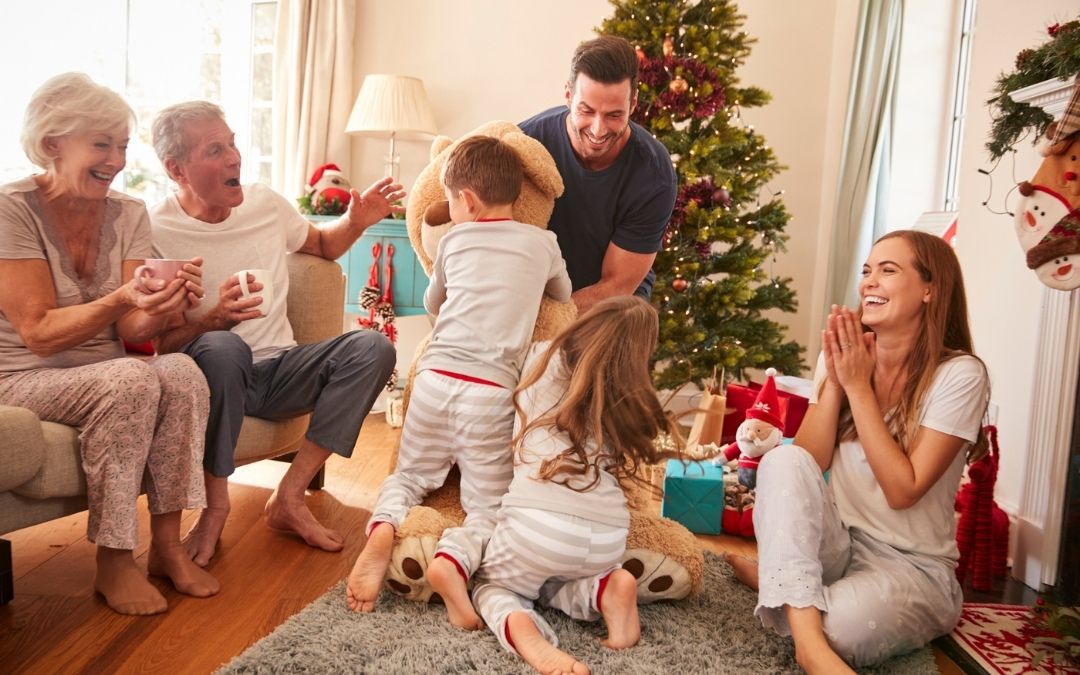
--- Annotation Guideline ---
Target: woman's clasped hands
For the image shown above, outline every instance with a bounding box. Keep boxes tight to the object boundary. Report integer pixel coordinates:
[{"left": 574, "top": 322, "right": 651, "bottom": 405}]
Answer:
[{"left": 822, "top": 304, "right": 875, "bottom": 394}]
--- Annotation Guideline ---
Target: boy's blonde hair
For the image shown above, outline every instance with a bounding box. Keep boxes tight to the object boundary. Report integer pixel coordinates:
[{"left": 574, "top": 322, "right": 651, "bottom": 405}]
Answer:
[
  {"left": 514, "top": 296, "right": 685, "bottom": 493},
  {"left": 441, "top": 136, "right": 523, "bottom": 206}
]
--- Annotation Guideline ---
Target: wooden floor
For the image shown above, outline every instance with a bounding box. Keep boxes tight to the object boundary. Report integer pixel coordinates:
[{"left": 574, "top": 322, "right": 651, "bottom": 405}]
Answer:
[{"left": 1, "top": 415, "right": 981, "bottom": 674}]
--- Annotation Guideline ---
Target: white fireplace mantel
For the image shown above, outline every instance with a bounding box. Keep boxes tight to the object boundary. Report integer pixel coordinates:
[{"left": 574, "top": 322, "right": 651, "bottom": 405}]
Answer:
[{"left": 1007, "top": 76, "right": 1076, "bottom": 590}]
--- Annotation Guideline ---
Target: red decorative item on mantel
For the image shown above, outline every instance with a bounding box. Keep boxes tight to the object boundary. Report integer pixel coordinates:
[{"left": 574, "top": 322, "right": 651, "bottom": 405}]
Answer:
[{"left": 955, "top": 425, "right": 1009, "bottom": 592}]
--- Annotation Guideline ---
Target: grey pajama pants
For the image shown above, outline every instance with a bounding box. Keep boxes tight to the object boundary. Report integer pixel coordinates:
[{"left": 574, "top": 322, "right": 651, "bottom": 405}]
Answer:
[
  {"left": 472, "top": 506, "right": 627, "bottom": 656},
  {"left": 0, "top": 354, "right": 208, "bottom": 549},
  {"left": 181, "top": 330, "right": 396, "bottom": 477},
  {"left": 368, "top": 369, "right": 515, "bottom": 577},
  {"left": 753, "top": 444, "right": 964, "bottom": 667}
]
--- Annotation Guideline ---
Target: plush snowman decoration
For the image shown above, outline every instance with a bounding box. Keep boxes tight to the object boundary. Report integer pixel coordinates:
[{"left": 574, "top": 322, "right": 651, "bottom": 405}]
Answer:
[
  {"left": 1016, "top": 76, "right": 1080, "bottom": 290},
  {"left": 1014, "top": 182, "right": 1072, "bottom": 251},
  {"left": 1027, "top": 212, "right": 1080, "bottom": 290},
  {"left": 304, "top": 163, "right": 352, "bottom": 215}
]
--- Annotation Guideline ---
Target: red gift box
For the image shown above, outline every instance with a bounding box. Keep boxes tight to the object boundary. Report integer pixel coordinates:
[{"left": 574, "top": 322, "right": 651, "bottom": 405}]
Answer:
[{"left": 721, "top": 380, "right": 809, "bottom": 443}]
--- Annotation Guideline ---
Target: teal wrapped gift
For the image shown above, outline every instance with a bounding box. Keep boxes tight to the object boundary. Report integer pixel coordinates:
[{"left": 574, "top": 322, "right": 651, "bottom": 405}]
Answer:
[{"left": 661, "top": 459, "right": 725, "bottom": 535}]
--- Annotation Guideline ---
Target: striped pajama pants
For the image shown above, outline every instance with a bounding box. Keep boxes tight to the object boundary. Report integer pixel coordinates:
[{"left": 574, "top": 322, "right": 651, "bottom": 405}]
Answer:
[
  {"left": 367, "top": 369, "right": 515, "bottom": 577},
  {"left": 472, "top": 505, "right": 627, "bottom": 655}
]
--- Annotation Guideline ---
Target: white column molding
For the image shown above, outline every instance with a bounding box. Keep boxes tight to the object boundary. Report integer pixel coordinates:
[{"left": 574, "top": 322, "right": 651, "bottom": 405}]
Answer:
[
  {"left": 1013, "top": 289, "right": 1080, "bottom": 589},
  {"left": 1007, "top": 77, "right": 1077, "bottom": 591}
]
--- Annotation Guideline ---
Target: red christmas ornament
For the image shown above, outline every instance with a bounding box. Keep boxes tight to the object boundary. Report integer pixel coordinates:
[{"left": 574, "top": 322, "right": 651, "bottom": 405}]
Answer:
[
  {"left": 713, "top": 187, "right": 732, "bottom": 207},
  {"left": 672, "top": 277, "right": 688, "bottom": 292},
  {"left": 668, "top": 76, "right": 688, "bottom": 94}
]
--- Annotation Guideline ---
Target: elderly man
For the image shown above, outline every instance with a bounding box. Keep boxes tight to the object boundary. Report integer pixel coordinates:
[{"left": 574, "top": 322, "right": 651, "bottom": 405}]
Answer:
[
  {"left": 149, "top": 101, "right": 402, "bottom": 566},
  {"left": 520, "top": 35, "right": 677, "bottom": 313}
]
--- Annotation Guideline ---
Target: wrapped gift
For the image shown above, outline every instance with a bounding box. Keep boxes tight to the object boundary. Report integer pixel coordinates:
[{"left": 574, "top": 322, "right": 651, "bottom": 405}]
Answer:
[{"left": 660, "top": 459, "right": 727, "bottom": 535}]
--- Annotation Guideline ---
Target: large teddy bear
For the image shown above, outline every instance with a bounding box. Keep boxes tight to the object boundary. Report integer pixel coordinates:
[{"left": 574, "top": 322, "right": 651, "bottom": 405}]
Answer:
[{"left": 379, "top": 120, "right": 704, "bottom": 606}]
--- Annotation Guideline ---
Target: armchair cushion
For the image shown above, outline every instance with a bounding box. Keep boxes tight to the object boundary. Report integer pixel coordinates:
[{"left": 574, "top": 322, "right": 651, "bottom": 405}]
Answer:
[{"left": 0, "top": 406, "right": 46, "bottom": 493}]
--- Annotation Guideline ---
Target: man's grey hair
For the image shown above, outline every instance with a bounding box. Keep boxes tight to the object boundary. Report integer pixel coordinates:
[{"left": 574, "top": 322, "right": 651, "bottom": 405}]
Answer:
[{"left": 152, "top": 100, "right": 227, "bottom": 164}]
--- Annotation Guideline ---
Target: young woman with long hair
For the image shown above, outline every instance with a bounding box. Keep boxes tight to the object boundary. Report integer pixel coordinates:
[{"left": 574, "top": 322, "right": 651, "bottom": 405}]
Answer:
[{"left": 728, "top": 230, "right": 991, "bottom": 673}]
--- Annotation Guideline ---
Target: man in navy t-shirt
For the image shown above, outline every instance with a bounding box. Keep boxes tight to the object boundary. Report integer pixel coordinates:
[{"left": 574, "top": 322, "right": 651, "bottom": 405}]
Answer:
[{"left": 520, "top": 35, "right": 676, "bottom": 312}]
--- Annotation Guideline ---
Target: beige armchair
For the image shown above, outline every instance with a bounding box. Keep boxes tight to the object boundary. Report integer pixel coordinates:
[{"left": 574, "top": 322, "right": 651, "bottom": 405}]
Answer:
[{"left": 0, "top": 253, "right": 345, "bottom": 603}]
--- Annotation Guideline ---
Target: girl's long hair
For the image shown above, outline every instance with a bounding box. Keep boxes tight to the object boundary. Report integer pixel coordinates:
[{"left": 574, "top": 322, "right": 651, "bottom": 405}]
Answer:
[
  {"left": 836, "top": 230, "right": 990, "bottom": 462},
  {"left": 513, "top": 295, "right": 684, "bottom": 492}
]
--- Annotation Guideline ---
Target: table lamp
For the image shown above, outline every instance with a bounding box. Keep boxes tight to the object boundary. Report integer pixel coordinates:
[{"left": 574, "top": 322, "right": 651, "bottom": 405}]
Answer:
[{"left": 346, "top": 74, "right": 438, "bottom": 180}]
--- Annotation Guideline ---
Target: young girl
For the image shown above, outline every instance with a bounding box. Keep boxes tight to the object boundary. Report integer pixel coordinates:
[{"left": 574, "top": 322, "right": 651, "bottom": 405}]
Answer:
[
  {"left": 470, "top": 295, "right": 684, "bottom": 675},
  {"left": 728, "top": 230, "right": 991, "bottom": 673}
]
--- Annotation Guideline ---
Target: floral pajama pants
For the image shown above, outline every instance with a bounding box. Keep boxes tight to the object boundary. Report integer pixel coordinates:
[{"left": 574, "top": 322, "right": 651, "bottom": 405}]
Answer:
[{"left": 0, "top": 355, "right": 209, "bottom": 549}]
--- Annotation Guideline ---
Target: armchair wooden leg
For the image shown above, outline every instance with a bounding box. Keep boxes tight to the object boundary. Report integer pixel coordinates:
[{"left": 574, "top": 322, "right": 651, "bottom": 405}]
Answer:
[{"left": 1, "top": 538, "right": 13, "bottom": 605}]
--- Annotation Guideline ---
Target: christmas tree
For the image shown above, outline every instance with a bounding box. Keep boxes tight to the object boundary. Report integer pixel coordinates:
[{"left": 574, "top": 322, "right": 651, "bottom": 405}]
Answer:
[{"left": 599, "top": 0, "right": 805, "bottom": 390}]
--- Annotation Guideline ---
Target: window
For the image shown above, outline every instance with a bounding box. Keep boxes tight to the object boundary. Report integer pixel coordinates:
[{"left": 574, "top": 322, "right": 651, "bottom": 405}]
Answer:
[
  {"left": 943, "top": 0, "right": 977, "bottom": 212},
  {"left": 0, "top": 0, "right": 277, "bottom": 204}
]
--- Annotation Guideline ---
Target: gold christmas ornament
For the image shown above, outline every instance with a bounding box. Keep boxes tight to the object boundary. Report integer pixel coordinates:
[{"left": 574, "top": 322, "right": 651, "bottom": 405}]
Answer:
[
  {"left": 663, "top": 34, "right": 674, "bottom": 58},
  {"left": 669, "top": 76, "right": 688, "bottom": 94}
]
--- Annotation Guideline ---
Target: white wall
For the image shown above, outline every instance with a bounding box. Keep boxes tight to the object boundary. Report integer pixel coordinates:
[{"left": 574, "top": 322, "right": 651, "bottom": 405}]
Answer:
[
  {"left": 956, "top": 0, "right": 1078, "bottom": 515},
  {"left": 738, "top": 0, "right": 859, "bottom": 363}
]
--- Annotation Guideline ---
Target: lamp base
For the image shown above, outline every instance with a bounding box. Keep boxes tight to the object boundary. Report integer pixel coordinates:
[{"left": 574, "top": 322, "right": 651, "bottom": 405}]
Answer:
[{"left": 383, "top": 154, "right": 401, "bottom": 181}]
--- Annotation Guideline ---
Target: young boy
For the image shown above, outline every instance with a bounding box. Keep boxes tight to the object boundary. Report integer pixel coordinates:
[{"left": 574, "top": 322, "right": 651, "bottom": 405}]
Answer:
[{"left": 346, "top": 135, "right": 572, "bottom": 629}]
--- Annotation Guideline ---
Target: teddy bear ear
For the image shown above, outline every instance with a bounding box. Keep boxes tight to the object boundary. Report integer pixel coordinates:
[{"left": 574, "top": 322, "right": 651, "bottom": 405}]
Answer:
[
  {"left": 500, "top": 131, "right": 564, "bottom": 201},
  {"left": 430, "top": 135, "right": 454, "bottom": 160}
]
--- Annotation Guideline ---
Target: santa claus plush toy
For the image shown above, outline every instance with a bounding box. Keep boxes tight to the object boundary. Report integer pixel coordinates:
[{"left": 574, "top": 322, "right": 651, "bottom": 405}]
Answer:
[
  {"left": 712, "top": 368, "right": 785, "bottom": 491},
  {"left": 711, "top": 368, "right": 784, "bottom": 538},
  {"left": 305, "top": 163, "right": 352, "bottom": 215}
]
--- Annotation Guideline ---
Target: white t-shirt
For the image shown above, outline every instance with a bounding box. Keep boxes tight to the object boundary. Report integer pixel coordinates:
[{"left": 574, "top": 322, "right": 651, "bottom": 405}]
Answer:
[
  {"left": 149, "top": 184, "right": 310, "bottom": 362},
  {"left": 809, "top": 350, "right": 989, "bottom": 560},
  {"left": 418, "top": 220, "right": 571, "bottom": 389}
]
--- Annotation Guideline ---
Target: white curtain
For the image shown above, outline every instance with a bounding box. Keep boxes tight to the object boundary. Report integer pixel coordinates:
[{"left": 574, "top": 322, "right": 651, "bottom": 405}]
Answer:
[
  {"left": 824, "top": 0, "right": 903, "bottom": 310},
  {"left": 272, "top": 0, "right": 357, "bottom": 200}
]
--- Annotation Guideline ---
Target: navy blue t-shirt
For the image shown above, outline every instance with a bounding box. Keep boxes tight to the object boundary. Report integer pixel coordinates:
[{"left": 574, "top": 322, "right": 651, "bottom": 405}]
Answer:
[{"left": 519, "top": 106, "right": 676, "bottom": 298}]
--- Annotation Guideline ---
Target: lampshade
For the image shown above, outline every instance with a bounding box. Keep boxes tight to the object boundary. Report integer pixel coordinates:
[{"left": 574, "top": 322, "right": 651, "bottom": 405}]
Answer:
[{"left": 346, "top": 74, "right": 438, "bottom": 139}]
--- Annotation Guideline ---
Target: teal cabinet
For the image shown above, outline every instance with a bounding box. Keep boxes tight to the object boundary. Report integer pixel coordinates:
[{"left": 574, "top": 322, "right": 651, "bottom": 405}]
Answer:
[{"left": 335, "top": 218, "right": 430, "bottom": 317}]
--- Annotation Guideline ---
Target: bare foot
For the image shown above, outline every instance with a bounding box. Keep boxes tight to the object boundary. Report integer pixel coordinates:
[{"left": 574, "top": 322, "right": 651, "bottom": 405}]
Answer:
[
  {"left": 346, "top": 523, "right": 394, "bottom": 612},
  {"left": 724, "top": 552, "right": 759, "bottom": 590},
  {"left": 148, "top": 542, "right": 221, "bottom": 597},
  {"left": 507, "top": 611, "right": 590, "bottom": 675},
  {"left": 599, "top": 569, "right": 640, "bottom": 649},
  {"left": 183, "top": 505, "right": 230, "bottom": 567},
  {"left": 428, "top": 556, "right": 482, "bottom": 630},
  {"left": 264, "top": 490, "right": 344, "bottom": 552},
  {"left": 94, "top": 547, "right": 167, "bottom": 615}
]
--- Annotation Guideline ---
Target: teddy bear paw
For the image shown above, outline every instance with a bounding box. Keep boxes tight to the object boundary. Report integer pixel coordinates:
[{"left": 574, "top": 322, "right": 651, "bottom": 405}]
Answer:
[
  {"left": 620, "top": 547, "right": 693, "bottom": 603},
  {"left": 384, "top": 533, "right": 441, "bottom": 604}
]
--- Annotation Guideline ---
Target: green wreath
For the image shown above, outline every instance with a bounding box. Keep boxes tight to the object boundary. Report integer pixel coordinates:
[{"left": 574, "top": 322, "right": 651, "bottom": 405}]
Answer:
[{"left": 987, "top": 19, "right": 1080, "bottom": 160}]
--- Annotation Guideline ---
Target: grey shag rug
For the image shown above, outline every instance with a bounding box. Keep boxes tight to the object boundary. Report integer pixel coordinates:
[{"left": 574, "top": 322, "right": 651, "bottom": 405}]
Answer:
[{"left": 218, "top": 553, "right": 938, "bottom": 674}]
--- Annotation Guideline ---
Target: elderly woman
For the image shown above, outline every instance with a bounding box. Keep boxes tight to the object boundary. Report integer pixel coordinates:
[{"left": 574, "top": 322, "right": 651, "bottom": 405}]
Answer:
[{"left": 0, "top": 73, "right": 218, "bottom": 615}]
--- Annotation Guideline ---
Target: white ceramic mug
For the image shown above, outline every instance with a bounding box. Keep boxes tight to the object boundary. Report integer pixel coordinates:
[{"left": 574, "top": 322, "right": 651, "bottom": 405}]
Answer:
[
  {"left": 236, "top": 268, "right": 275, "bottom": 317},
  {"left": 134, "top": 258, "right": 187, "bottom": 293}
]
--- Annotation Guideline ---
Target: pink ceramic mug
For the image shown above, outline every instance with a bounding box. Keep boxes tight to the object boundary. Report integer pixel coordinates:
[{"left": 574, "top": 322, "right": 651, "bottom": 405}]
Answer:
[{"left": 133, "top": 259, "right": 187, "bottom": 293}]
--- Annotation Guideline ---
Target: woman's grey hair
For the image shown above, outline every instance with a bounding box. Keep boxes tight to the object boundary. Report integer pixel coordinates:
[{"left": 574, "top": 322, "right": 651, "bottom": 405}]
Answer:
[
  {"left": 21, "top": 72, "right": 135, "bottom": 169},
  {"left": 152, "top": 101, "right": 226, "bottom": 165}
]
